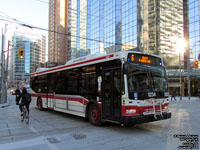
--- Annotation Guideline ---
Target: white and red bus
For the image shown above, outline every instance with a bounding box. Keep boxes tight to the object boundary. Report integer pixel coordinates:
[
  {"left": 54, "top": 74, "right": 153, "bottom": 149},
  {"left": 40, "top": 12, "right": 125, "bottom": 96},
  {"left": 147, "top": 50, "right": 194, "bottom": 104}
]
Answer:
[{"left": 30, "top": 51, "right": 171, "bottom": 126}]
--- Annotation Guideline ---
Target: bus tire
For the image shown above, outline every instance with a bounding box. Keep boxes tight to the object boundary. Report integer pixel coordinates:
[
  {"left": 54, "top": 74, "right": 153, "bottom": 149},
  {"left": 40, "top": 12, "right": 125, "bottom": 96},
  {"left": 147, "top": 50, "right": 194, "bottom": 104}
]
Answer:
[
  {"left": 37, "top": 98, "right": 43, "bottom": 111},
  {"left": 88, "top": 104, "right": 102, "bottom": 126}
]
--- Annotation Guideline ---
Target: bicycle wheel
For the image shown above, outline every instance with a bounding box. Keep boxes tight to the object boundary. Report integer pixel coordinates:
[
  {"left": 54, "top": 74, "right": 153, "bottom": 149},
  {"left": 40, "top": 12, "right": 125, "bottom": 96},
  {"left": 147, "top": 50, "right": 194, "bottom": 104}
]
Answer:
[
  {"left": 24, "top": 108, "right": 29, "bottom": 124},
  {"left": 20, "top": 112, "right": 24, "bottom": 122},
  {"left": 25, "top": 113, "right": 29, "bottom": 124}
]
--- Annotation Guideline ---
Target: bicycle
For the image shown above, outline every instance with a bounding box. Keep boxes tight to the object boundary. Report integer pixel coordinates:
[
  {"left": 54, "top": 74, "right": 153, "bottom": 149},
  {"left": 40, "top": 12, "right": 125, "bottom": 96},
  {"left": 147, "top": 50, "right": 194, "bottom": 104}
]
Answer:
[{"left": 20, "top": 105, "right": 29, "bottom": 124}]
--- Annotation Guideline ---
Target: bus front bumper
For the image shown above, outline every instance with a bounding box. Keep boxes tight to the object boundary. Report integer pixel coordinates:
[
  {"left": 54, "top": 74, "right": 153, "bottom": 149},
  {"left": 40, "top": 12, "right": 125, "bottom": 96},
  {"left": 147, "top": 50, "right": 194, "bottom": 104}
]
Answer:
[{"left": 122, "top": 112, "right": 172, "bottom": 125}]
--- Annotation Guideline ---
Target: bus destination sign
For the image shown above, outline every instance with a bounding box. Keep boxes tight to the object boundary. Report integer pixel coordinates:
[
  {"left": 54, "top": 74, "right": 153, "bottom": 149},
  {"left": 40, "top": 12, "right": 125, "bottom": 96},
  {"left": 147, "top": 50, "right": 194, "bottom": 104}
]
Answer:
[{"left": 127, "top": 53, "right": 162, "bottom": 66}]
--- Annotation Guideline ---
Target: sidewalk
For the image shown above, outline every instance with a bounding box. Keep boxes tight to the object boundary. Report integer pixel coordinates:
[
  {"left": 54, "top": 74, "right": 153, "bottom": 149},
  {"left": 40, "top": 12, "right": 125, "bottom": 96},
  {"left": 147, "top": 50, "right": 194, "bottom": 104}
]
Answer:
[
  {"left": 0, "top": 98, "right": 10, "bottom": 108},
  {"left": 169, "top": 96, "right": 200, "bottom": 101},
  {"left": 1, "top": 95, "right": 199, "bottom": 107}
]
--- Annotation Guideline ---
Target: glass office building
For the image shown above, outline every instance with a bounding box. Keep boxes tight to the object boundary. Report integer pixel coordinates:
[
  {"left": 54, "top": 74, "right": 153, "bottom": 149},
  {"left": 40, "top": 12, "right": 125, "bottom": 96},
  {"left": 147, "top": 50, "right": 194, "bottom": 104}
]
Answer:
[
  {"left": 50, "top": 0, "right": 138, "bottom": 61},
  {"left": 187, "top": 0, "right": 200, "bottom": 96},
  {"left": 189, "top": 0, "right": 200, "bottom": 63},
  {"left": 49, "top": 0, "right": 184, "bottom": 68},
  {"left": 48, "top": 0, "right": 200, "bottom": 96},
  {"left": 64, "top": 0, "right": 184, "bottom": 68}
]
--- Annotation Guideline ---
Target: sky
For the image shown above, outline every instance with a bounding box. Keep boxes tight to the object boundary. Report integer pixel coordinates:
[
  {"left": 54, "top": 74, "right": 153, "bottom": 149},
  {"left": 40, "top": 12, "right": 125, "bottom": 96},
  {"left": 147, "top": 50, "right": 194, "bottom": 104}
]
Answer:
[{"left": 0, "top": 0, "right": 48, "bottom": 34}]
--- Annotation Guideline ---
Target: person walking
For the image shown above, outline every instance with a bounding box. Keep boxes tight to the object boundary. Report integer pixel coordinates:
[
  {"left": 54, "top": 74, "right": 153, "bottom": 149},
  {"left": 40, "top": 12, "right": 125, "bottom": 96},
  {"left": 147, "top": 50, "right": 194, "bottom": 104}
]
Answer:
[
  {"left": 171, "top": 90, "right": 176, "bottom": 101},
  {"left": 15, "top": 87, "right": 21, "bottom": 105}
]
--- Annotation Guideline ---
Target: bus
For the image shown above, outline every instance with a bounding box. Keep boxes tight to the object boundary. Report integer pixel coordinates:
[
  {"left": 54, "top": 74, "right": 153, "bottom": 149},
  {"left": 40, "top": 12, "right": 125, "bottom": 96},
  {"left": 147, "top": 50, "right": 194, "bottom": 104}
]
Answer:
[{"left": 30, "top": 51, "right": 171, "bottom": 126}]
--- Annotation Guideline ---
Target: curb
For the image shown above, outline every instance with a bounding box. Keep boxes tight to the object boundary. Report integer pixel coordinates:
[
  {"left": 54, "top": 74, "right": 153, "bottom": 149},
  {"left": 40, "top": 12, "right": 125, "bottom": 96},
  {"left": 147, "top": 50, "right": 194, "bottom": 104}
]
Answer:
[
  {"left": 0, "top": 103, "right": 9, "bottom": 108},
  {"left": 0, "top": 98, "right": 10, "bottom": 108}
]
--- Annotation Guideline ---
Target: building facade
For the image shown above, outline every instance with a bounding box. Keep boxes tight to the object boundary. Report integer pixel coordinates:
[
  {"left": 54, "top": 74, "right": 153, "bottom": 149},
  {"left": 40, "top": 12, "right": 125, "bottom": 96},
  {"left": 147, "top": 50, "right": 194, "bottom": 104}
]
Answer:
[
  {"left": 48, "top": 0, "right": 200, "bottom": 96},
  {"left": 49, "top": 0, "right": 184, "bottom": 66},
  {"left": 48, "top": 0, "right": 70, "bottom": 64},
  {"left": 9, "top": 32, "right": 46, "bottom": 86},
  {"left": 186, "top": 0, "right": 200, "bottom": 96}
]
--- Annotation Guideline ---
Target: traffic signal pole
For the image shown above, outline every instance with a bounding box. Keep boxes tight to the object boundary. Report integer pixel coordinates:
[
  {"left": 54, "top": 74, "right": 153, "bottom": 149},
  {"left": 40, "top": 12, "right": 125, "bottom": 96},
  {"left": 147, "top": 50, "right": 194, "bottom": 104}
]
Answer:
[
  {"left": 1, "top": 29, "right": 5, "bottom": 104},
  {"left": 187, "top": 48, "right": 191, "bottom": 100}
]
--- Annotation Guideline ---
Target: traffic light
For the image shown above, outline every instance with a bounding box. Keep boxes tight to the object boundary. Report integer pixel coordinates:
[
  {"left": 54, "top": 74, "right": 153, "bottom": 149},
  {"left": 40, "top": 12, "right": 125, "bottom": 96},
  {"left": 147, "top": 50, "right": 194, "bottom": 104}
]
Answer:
[
  {"left": 194, "top": 61, "right": 198, "bottom": 69},
  {"left": 18, "top": 49, "right": 24, "bottom": 59},
  {"left": 182, "top": 77, "right": 186, "bottom": 82}
]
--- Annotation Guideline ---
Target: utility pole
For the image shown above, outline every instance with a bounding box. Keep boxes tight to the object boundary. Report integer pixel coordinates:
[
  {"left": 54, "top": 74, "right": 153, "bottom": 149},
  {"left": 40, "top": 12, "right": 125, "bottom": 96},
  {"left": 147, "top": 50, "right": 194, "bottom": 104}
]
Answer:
[
  {"left": 1, "top": 29, "right": 5, "bottom": 104},
  {"left": 187, "top": 52, "right": 190, "bottom": 100},
  {"left": 0, "top": 24, "right": 8, "bottom": 104}
]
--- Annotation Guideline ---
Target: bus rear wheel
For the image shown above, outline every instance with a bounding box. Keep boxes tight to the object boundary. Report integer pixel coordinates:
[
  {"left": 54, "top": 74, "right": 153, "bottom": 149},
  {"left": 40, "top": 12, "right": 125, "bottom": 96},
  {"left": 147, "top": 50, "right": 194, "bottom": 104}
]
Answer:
[{"left": 88, "top": 104, "right": 102, "bottom": 126}]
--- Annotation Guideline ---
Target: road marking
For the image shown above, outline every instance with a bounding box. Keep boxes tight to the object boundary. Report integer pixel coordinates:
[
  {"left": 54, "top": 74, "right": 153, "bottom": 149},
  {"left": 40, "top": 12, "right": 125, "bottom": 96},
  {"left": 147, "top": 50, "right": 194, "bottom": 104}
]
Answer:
[
  {"left": 29, "top": 127, "right": 38, "bottom": 133},
  {"left": 0, "top": 137, "right": 46, "bottom": 150},
  {"left": 0, "top": 134, "right": 60, "bottom": 150}
]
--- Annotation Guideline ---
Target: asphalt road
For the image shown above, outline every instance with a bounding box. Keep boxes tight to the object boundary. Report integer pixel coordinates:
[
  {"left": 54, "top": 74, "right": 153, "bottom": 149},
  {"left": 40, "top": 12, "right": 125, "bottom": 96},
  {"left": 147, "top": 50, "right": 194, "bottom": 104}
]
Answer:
[{"left": 0, "top": 93, "right": 199, "bottom": 150}]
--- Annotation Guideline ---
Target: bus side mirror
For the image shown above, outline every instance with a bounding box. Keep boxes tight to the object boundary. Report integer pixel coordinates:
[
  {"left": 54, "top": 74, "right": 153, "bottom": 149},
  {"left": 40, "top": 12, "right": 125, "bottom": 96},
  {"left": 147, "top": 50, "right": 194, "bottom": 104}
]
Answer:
[{"left": 123, "top": 63, "right": 128, "bottom": 74}]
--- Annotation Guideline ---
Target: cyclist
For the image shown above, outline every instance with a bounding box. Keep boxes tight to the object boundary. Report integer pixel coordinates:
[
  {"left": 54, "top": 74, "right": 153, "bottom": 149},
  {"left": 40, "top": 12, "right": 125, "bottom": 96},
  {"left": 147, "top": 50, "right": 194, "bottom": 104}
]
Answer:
[{"left": 18, "top": 87, "right": 32, "bottom": 115}]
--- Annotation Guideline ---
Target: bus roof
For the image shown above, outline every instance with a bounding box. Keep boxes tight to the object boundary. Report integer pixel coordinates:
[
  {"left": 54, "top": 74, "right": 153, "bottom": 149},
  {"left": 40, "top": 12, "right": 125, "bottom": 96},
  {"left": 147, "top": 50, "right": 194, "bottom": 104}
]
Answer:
[{"left": 31, "top": 51, "right": 162, "bottom": 77}]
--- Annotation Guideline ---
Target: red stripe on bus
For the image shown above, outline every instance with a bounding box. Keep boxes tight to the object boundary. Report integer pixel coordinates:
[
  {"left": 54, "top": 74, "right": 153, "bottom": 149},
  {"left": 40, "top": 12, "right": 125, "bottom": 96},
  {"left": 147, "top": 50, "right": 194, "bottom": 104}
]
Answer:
[
  {"left": 31, "top": 93, "right": 46, "bottom": 98},
  {"left": 54, "top": 96, "right": 66, "bottom": 100},
  {"left": 31, "top": 93, "right": 88, "bottom": 105},
  {"left": 31, "top": 54, "right": 114, "bottom": 76}
]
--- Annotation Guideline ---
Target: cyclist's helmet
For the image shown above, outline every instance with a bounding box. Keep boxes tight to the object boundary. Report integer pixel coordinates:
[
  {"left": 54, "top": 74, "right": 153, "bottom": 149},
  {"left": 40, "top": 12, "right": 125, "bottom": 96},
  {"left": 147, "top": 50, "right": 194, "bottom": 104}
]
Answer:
[{"left": 22, "top": 87, "right": 27, "bottom": 93}]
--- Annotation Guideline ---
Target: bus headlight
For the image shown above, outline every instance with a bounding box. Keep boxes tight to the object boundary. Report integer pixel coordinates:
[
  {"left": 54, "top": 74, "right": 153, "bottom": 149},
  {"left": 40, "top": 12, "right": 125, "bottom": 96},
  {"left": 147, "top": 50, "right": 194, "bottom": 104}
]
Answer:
[
  {"left": 164, "top": 106, "right": 168, "bottom": 111},
  {"left": 126, "top": 109, "right": 137, "bottom": 114}
]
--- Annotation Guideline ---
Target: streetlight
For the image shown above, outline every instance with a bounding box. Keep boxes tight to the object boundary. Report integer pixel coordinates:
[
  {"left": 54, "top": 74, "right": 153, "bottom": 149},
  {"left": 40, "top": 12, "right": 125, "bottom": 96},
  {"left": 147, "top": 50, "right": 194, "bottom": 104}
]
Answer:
[{"left": 173, "top": 37, "right": 186, "bottom": 100}]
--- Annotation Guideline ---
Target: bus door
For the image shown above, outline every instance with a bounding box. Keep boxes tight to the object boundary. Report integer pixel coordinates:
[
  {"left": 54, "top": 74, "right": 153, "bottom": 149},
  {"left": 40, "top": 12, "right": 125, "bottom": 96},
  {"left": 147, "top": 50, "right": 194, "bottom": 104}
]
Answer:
[
  {"left": 47, "top": 75, "right": 55, "bottom": 109},
  {"left": 102, "top": 68, "right": 121, "bottom": 121},
  {"left": 47, "top": 91, "right": 54, "bottom": 109}
]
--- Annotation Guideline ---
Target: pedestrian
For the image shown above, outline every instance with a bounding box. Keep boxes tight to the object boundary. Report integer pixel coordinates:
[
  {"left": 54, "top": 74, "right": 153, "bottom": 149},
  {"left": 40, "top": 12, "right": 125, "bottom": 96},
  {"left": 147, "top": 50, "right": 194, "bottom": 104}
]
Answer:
[
  {"left": 198, "top": 91, "right": 200, "bottom": 100},
  {"left": 15, "top": 87, "right": 21, "bottom": 105},
  {"left": 18, "top": 87, "right": 32, "bottom": 115},
  {"left": 171, "top": 90, "right": 176, "bottom": 101}
]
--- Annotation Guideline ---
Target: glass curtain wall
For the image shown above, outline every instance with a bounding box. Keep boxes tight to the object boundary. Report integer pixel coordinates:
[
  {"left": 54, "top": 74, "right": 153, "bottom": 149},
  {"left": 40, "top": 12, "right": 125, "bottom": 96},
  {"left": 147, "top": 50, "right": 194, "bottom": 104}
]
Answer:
[
  {"left": 70, "top": 0, "right": 77, "bottom": 59},
  {"left": 25, "top": 43, "right": 31, "bottom": 74},
  {"left": 79, "top": 0, "right": 87, "bottom": 57},
  {"left": 89, "top": 0, "right": 137, "bottom": 54},
  {"left": 121, "top": 0, "right": 137, "bottom": 51},
  {"left": 70, "top": 0, "right": 138, "bottom": 56},
  {"left": 104, "top": 0, "right": 121, "bottom": 53},
  {"left": 69, "top": 0, "right": 184, "bottom": 60},
  {"left": 189, "top": 0, "right": 200, "bottom": 63},
  {"left": 188, "top": 0, "right": 200, "bottom": 96},
  {"left": 70, "top": 0, "right": 87, "bottom": 58},
  {"left": 90, "top": 0, "right": 101, "bottom": 54}
]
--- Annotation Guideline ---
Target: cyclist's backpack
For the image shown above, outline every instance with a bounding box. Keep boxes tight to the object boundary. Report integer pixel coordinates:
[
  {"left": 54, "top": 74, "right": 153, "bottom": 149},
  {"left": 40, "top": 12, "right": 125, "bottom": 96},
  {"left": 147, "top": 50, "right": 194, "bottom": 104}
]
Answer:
[{"left": 25, "top": 93, "right": 31, "bottom": 103}]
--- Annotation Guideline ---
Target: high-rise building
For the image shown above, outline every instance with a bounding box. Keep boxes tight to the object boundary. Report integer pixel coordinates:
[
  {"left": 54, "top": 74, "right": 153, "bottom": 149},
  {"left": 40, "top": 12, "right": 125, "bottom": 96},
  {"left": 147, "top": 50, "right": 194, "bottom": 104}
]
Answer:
[
  {"left": 49, "top": 0, "right": 184, "bottom": 68},
  {"left": 138, "top": 0, "right": 184, "bottom": 67},
  {"left": 188, "top": 0, "right": 200, "bottom": 64},
  {"left": 48, "top": 0, "right": 70, "bottom": 64},
  {"left": 48, "top": 0, "right": 138, "bottom": 62},
  {"left": 9, "top": 32, "right": 46, "bottom": 85},
  {"left": 187, "top": 0, "right": 200, "bottom": 96}
]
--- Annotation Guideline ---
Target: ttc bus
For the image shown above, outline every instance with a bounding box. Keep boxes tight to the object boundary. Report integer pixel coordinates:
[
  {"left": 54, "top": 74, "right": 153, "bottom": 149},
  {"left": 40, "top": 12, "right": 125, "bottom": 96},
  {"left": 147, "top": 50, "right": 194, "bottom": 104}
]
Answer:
[{"left": 30, "top": 51, "right": 171, "bottom": 126}]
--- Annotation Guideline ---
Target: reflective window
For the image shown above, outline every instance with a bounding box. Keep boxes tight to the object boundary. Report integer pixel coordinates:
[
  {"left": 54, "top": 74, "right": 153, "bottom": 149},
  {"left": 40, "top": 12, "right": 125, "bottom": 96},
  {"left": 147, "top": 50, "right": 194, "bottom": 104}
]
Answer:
[{"left": 189, "top": 0, "right": 200, "bottom": 61}]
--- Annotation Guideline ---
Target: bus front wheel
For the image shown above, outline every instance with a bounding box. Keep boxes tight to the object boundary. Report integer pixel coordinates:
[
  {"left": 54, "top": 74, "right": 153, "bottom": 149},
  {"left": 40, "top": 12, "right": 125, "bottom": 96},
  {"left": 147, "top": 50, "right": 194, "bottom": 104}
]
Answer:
[
  {"left": 88, "top": 104, "right": 102, "bottom": 126},
  {"left": 37, "top": 98, "right": 43, "bottom": 111}
]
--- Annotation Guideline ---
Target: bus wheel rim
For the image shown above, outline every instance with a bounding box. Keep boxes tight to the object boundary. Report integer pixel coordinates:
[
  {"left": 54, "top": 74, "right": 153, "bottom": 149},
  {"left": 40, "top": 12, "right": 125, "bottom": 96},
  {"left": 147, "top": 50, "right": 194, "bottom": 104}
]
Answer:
[{"left": 91, "top": 109, "right": 98, "bottom": 121}]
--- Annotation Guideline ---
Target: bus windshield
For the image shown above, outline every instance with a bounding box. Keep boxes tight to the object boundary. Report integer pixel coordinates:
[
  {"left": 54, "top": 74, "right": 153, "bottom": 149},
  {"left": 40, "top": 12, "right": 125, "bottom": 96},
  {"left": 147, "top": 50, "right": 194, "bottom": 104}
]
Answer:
[
  {"left": 148, "top": 66, "right": 168, "bottom": 92},
  {"left": 127, "top": 62, "right": 168, "bottom": 99}
]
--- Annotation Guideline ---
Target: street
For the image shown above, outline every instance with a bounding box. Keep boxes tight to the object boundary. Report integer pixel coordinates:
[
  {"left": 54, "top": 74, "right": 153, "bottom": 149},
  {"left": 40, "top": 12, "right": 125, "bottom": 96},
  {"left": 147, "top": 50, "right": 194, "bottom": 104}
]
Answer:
[{"left": 0, "top": 93, "right": 199, "bottom": 150}]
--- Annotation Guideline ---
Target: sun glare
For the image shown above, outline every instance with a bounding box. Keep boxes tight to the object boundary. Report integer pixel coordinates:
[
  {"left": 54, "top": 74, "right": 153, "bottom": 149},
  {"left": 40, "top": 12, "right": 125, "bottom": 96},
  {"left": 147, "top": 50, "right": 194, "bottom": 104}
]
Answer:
[{"left": 171, "top": 36, "right": 186, "bottom": 54}]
